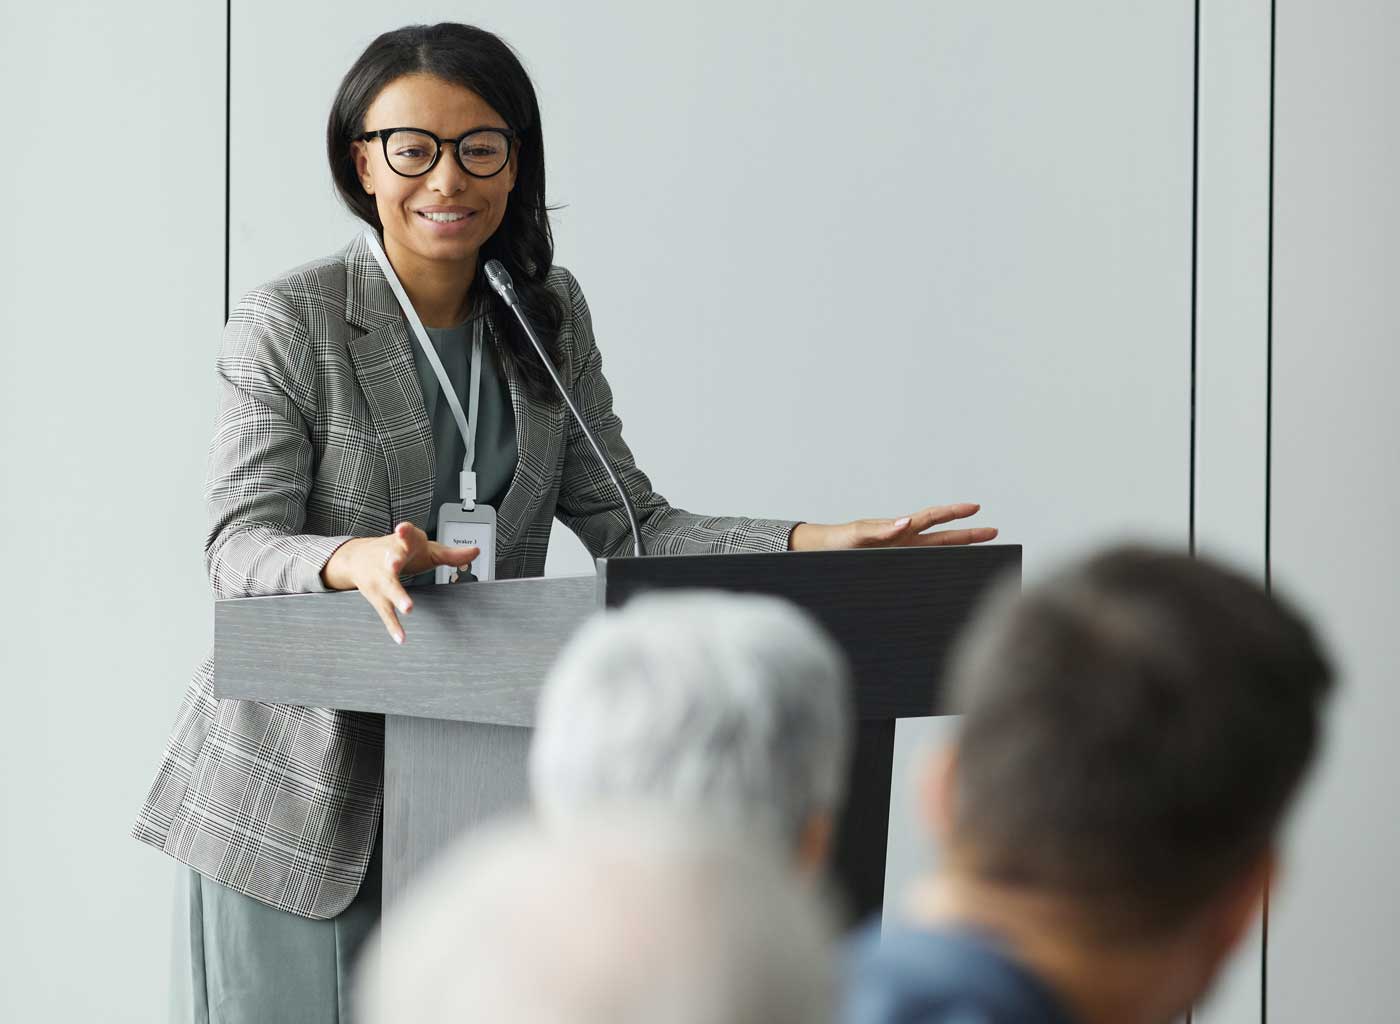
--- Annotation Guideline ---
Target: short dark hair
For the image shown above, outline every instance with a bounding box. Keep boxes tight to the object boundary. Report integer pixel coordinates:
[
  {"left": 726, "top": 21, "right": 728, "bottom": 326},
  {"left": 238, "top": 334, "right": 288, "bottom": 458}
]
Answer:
[
  {"left": 327, "top": 23, "right": 563, "bottom": 400},
  {"left": 945, "top": 546, "right": 1334, "bottom": 937}
]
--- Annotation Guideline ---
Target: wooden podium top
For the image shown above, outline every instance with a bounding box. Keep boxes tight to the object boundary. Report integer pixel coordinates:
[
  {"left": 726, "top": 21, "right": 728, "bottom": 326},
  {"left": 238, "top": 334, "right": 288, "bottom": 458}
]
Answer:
[{"left": 215, "top": 544, "right": 1021, "bottom": 726}]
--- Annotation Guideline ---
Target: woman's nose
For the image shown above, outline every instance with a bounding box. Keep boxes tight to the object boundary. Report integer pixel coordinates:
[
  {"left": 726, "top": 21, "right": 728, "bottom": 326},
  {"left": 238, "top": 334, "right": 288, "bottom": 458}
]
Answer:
[{"left": 427, "top": 146, "right": 469, "bottom": 195}]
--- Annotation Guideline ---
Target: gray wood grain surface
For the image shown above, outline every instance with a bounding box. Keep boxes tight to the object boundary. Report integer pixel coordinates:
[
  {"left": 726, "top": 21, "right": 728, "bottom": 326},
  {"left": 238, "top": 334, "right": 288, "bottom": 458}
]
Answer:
[
  {"left": 215, "top": 543, "right": 1019, "bottom": 722},
  {"left": 383, "top": 715, "right": 532, "bottom": 906},
  {"left": 215, "top": 546, "right": 1021, "bottom": 723},
  {"left": 215, "top": 574, "right": 596, "bottom": 726}
]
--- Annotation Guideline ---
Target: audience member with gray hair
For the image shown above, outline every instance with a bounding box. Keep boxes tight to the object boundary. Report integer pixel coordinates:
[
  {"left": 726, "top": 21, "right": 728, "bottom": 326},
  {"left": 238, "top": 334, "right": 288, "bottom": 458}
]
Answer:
[
  {"left": 356, "top": 814, "right": 838, "bottom": 1024},
  {"left": 529, "top": 590, "right": 854, "bottom": 870},
  {"left": 844, "top": 545, "right": 1335, "bottom": 1024}
]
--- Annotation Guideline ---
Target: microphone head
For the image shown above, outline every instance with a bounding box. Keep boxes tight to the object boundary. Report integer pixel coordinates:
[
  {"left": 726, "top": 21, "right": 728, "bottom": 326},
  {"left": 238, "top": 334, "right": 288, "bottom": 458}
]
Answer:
[{"left": 483, "top": 259, "right": 518, "bottom": 304}]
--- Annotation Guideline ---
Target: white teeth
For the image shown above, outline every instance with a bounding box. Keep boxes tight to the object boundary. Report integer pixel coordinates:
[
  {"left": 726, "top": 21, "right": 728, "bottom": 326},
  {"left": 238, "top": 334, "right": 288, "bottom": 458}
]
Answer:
[{"left": 420, "top": 211, "right": 467, "bottom": 223}]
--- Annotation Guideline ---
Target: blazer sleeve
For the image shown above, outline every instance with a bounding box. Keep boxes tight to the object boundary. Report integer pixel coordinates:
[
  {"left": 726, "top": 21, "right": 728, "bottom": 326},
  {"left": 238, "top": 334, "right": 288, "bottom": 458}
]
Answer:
[
  {"left": 202, "top": 287, "right": 354, "bottom": 599},
  {"left": 551, "top": 270, "right": 799, "bottom": 559}
]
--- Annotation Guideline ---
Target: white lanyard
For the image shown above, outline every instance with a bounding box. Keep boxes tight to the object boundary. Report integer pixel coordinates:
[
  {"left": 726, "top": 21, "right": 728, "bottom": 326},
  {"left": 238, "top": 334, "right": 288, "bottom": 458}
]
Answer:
[{"left": 364, "top": 229, "right": 483, "bottom": 509}]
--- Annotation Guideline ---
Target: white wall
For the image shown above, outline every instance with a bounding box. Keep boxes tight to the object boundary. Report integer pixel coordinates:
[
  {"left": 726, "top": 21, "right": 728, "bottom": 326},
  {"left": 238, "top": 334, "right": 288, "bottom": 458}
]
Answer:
[
  {"left": 0, "top": 3, "right": 223, "bottom": 1022},
  {"left": 1270, "top": 3, "right": 1400, "bottom": 1020}
]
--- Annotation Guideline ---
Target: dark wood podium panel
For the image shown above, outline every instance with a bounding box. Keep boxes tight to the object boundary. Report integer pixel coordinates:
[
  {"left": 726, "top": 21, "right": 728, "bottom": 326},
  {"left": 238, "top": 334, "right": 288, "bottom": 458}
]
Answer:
[
  {"left": 600, "top": 544, "right": 1021, "bottom": 921},
  {"left": 600, "top": 544, "right": 1023, "bottom": 720},
  {"left": 835, "top": 719, "right": 898, "bottom": 922}
]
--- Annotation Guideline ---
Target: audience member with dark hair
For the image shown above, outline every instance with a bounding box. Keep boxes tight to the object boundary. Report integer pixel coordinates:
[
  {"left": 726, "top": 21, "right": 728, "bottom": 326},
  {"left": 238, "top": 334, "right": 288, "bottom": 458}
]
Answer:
[{"left": 844, "top": 546, "right": 1335, "bottom": 1024}]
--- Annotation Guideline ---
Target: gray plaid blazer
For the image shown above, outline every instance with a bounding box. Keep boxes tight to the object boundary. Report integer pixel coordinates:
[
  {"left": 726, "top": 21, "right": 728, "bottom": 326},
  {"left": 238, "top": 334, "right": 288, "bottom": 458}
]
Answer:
[{"left": 133, "top": 234, "right": 797, "bottom": 919}]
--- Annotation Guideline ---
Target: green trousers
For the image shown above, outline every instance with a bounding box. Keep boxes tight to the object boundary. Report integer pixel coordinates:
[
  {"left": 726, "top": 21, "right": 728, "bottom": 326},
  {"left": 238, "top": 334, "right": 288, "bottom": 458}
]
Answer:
[{"left": 170, "top": 837, "right": 382, "bottom": 1024}]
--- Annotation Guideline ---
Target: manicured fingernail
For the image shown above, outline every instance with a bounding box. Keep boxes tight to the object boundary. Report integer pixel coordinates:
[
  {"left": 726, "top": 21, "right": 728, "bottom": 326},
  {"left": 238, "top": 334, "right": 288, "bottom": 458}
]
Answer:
[
  {"left": 894, "top": 517, "right": 911, "bottom": 529},
  {"left": 393, "top": 632, "right": 404, "bottom": 645},
  {"left": 397, "top": 599, "right": 410, "bottom": 613}
]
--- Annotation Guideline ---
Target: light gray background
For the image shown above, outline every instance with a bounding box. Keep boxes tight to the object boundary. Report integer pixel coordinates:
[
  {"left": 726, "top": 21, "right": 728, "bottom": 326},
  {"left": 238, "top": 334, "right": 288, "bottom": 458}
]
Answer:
[
  {"left": 1268, "top": 2, "right": 1400, "bottom": 1018},
  {"left": 1, "top": 2, "right": 1394, "bottom": 1022},
  {"left": 0, "top": 1, "right": 223, "bottom": 1019}
]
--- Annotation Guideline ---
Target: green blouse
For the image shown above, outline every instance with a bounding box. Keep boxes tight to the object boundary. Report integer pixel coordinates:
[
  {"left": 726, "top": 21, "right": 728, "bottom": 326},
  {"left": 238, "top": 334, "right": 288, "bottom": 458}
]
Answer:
[{"left": 412, "top": 315, "right": 520, "bottom": 541}]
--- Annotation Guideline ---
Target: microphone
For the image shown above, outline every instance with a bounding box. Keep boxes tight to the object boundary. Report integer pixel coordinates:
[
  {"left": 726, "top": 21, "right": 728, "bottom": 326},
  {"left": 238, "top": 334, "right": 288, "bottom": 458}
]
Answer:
[
  {"left": 484, "top": 259, "right": 646, "bottom": 558},
  {"left": 483, "top": 260, "right": 519, "bottom": 306}
]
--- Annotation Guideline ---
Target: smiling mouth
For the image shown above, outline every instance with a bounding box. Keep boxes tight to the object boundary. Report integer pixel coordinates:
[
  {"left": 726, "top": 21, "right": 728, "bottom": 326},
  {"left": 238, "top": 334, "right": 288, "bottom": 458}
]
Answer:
[{"left": 417, "top": 210, "right": 473, "bottom": 223}]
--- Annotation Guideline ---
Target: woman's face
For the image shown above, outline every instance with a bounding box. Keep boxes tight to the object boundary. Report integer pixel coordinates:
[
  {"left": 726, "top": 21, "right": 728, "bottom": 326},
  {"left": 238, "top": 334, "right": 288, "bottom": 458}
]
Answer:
[{"left": 353, "top": 74, "right": 517, "bottom": 267}]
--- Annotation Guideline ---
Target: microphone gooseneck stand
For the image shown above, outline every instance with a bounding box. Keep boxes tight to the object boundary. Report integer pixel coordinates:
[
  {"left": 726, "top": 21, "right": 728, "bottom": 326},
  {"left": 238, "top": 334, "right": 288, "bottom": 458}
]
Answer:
[{"left": 484, "top": 260, "right": 647, "bottom": 559}]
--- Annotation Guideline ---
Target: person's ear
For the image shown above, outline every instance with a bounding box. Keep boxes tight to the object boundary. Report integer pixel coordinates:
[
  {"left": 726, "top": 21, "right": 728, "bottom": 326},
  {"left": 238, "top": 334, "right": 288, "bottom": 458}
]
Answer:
[
  {"left": 917, "top": 744, "right": 959, "bottom": 843},
  {"left": 1216, "top": 850, "right": 1275, "bottom": 954},
  {"left": 1178, "top": 848, "right": 1275, "bottom": 1010},
  {"left": 353, "top": 140, "right": 376, "bottom": 196},
  {"left": 795, "top": 812, "right": 833, "bottom": 874}
]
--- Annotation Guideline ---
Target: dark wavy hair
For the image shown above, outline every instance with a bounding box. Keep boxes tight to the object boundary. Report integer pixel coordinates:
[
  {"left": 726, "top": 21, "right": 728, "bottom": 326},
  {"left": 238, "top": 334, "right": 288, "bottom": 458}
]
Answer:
[{"left": 328, "top": 23, "right": 563, "bottom": 399}]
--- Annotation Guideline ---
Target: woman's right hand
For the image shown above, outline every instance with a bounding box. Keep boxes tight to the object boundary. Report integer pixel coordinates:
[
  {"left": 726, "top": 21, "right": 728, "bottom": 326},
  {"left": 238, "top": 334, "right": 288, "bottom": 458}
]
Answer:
[{"left": 321, "top": 522, "right": 480, "bottom": 644}]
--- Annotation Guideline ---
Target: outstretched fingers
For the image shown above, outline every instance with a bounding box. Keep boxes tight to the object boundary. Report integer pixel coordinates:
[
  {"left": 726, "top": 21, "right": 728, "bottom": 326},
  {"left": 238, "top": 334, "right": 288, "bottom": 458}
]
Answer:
[
  {"left": 428, "top": 542, "right": 481, "bottom": 569},
  {"left": 907, "top": 502, "right": 982, "bottom": 533},
  {"left": 384, "top": 522, "right": 417, "bottom": 577},
  {"left": 368, "top": 593, "right": 406, "bottom": 645},
  {"left": 371, "top": 522, "right": 424, "bottom": 643},
  {"left": 912, "top": 526, "right": 1000, "bottom": 546}
]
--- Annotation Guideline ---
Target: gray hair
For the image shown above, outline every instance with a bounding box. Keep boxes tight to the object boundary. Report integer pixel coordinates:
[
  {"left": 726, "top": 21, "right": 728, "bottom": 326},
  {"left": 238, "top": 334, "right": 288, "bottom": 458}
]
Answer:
[
  {"left": 356, "top": 814, "right": 837, "bottom": 1024},
  {"left": 529, "top": 591, "right": 854, "bottom": 849}
]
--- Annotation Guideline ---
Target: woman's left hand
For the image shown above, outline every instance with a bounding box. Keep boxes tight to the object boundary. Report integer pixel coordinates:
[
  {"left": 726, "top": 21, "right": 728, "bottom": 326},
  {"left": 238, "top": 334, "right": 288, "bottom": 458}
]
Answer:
[{"left": 788, "top": 502, "right": 998, "bottom": 551}]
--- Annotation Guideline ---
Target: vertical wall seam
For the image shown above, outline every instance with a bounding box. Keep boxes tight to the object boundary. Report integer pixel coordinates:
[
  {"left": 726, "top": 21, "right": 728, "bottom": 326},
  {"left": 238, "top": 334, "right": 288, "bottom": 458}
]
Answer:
[
  {"left": 1262, "top": 0, "right": 1277, "bottom": 1019},
  {"left": 1185, "top": 4, "right": 1202, "bottom": 1019},
  {"left": 1189, "top": 0, "right": 1201, "bottom": 562},
  {"left": 1265, "top": 4, "right": 1276, "bottom": 590},
  {"left": 224, "top": 0, "right": 231, "bottom": 325}
]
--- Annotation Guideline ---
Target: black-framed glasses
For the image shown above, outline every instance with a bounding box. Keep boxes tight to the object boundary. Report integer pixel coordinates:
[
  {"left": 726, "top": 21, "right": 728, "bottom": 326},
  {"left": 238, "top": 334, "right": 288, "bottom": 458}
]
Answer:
[{"left": 358, "top": 126, "right": 516, "bottom": 179}]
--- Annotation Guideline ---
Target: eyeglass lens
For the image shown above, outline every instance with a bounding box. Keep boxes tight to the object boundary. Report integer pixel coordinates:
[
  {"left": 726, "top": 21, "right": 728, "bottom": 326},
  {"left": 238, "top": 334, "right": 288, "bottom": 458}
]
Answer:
[{"left": 383, "top": 129, "right": 511, "bottom": 177}]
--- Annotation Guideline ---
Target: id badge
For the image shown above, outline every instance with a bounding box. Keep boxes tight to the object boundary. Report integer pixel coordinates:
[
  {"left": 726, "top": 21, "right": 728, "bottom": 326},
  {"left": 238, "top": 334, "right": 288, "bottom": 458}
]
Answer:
[{"left": 434, "top": 502, "right": 497, "bottom": 584}]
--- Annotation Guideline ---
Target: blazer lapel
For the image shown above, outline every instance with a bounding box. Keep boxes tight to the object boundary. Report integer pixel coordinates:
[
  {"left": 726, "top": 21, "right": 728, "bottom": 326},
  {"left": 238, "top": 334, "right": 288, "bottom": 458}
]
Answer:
[
  {"left": 343, "top": 235, "right": 436, "bottom": 535},
  {"left": 339, "top": 232, "right": 566, "bottom": 569},
  {"left": 492, "top": 322, "right": 564, "bottom": 567}
]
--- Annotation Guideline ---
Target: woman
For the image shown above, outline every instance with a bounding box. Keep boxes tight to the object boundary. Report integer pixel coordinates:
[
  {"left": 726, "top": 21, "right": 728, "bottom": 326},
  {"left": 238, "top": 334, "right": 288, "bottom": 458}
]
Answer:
[{"left": 134, "top": 22, "right": 996, "bottom": 1022}]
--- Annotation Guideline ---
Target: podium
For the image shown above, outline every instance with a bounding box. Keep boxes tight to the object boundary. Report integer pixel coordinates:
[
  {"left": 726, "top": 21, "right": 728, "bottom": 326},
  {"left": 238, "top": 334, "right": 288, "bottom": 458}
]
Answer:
[{"left": 214, "top": 544, "right": 1021, "bottom": 921}]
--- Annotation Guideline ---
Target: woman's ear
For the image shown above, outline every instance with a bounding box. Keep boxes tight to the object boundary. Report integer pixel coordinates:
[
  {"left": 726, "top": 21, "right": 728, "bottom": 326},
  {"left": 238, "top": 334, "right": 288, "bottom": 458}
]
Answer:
[{"left": 352, "top": 140, "right": 376, "bottom": 195}]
